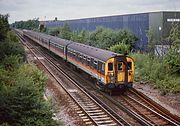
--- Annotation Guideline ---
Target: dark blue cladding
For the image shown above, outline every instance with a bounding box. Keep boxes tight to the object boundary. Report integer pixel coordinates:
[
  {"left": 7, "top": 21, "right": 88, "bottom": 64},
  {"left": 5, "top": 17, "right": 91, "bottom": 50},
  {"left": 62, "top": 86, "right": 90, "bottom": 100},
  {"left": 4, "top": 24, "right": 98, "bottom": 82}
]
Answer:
[{"left": 45, "top": 13, "right": 149, "bottom": 51}]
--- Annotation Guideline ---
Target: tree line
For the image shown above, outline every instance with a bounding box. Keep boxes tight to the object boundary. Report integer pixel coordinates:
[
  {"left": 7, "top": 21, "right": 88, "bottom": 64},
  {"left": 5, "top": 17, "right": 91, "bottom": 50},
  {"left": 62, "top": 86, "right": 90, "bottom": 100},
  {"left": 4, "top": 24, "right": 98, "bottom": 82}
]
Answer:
[
  {"left": 46, "top": 23, "right": 138, "bottom": 54},
  {"left": 11, "top": 20, "right": 138, "bottom": 54},
  {"left": 11, "top": 18, "right": 39, "bottom": 30}
]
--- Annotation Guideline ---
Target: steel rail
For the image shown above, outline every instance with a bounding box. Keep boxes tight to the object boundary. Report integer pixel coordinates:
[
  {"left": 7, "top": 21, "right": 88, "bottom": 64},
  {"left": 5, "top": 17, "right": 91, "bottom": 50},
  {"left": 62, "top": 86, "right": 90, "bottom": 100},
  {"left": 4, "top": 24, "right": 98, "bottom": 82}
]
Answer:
[{"left": 127, "top": 88, "right": 180, "bottom": 126}]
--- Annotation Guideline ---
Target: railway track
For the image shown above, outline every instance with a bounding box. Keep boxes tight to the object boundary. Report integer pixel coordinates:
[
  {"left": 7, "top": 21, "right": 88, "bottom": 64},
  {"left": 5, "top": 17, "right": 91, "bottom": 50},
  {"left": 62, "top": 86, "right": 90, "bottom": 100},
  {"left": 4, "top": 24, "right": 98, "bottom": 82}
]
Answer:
[
  {"left": 17, "top": 33, "right": 130, "bottom": 126},
  {"left": 16, "top": 31, "right": 180, "bottom": 126},
  {"left": 120, "top": 88, "right": 180, "bottom": 126}
]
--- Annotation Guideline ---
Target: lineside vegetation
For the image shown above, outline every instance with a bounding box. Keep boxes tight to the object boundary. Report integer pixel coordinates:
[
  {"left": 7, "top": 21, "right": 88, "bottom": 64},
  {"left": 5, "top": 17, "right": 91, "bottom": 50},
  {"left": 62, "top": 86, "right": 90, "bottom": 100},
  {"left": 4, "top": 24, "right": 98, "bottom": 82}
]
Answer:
[
  {"left": 0, "top": 14, "right": 58, "bottom": 126},
  {"left": 132, "top": 24, "right": 180, "bottom": 94}
]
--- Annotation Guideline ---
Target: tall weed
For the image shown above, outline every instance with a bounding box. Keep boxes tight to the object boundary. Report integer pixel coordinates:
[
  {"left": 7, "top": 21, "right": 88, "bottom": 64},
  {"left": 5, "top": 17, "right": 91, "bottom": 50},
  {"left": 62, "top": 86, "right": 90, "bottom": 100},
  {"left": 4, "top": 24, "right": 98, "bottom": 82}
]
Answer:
[{"left": 132, "top": 53, "right": 180, "bottom": 93}]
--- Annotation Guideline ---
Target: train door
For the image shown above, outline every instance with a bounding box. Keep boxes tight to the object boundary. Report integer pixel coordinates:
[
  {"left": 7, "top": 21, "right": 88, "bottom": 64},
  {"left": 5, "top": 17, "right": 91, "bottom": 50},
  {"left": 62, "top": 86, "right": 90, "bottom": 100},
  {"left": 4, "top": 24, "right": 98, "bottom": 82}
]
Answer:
[
  {"left": 127, "top": 59, "right": 134, "bottom": 83},
  {"left": 116, "top": 61, "right": 125, "bottom": 82}
]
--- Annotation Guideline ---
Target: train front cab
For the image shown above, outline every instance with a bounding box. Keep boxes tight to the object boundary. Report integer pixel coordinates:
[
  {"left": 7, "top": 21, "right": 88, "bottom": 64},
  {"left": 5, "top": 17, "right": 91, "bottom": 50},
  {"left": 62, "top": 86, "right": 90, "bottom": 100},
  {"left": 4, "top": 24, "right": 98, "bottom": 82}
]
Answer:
[{"left": 105, "top": 55, "right": 134, "bottom": 89}]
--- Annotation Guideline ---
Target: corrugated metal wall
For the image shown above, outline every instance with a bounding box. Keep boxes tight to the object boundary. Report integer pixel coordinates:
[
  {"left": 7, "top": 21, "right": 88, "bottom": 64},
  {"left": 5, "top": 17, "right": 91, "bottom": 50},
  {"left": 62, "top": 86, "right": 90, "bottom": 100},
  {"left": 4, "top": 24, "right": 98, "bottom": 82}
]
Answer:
[
  {"left": 45, "top": 13, "right": 150, "bottom": 50},
  {"left": 163, "top": 12, "right": 180, "bottom": 38}
]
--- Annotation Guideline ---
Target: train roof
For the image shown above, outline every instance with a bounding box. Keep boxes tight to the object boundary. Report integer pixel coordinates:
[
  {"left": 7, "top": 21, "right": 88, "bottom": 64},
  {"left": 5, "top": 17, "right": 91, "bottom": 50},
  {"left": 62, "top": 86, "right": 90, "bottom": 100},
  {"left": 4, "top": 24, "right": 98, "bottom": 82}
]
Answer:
[
  {"left": 25, "top": 30, "right": 72, "bottom": 46},
  {"left": 50, "top": 36, "right": 72, "bottom": 46},
  {"left": 24, "top": 30, "right": 122, "bottom": 62},
  {"left": 68, "top": 42, "right": 119, "bottom": 62}
]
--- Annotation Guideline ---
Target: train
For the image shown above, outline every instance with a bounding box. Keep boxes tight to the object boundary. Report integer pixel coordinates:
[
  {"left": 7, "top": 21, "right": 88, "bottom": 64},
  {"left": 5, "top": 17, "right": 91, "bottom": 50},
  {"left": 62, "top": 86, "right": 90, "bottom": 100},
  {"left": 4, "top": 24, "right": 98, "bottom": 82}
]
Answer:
[{"left": 22, "top": 30, "right": 135, "bottom": 92}]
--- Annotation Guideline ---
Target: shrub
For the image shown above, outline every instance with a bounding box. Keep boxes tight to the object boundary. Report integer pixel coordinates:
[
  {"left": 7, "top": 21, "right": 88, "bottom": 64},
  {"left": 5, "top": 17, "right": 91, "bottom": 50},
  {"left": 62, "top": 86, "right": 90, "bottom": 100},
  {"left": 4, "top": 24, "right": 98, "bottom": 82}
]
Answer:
[
  {"left": 109, "top": 43, "right": 130, "bottom": 54},
  {"left": 132, "top": 53, "right": 180, "bottom": 93},
  {"left": 0, "top": 14, "right": 10, "bottom": 41},
  {"left": 45, "top": 26, "right": 138, "bottom": 51},
  {"left": 48, "top": 28, "right": 61, "bottom": 36},
  {"left": 164, "top": 47, "right": 180, "bottom": 74},
  {"left": 1, "top": 55, "right": 23, "bottom": 71},
  {"left": 0, "top": 64, "right": 57, "bottom": 126},
  {"left": 0, "top": 32, "right": 25, "bottom": 61}
]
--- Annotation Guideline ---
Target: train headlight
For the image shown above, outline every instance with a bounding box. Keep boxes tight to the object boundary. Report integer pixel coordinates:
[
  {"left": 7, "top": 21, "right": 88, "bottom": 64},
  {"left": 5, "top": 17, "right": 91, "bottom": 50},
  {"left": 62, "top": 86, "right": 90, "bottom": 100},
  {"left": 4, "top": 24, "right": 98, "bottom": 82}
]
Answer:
[
  {"left": 110, "top": 76, "right": 114, "bottom": 83},
  {"left": 110, "top": 76, "right": 114, "bottom": 80}
]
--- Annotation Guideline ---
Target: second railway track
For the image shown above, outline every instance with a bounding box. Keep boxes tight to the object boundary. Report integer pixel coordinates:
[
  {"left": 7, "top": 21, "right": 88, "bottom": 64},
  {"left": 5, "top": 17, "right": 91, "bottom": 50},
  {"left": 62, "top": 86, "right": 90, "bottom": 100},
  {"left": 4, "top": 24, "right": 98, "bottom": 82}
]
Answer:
[{"left": 120, "top": 88, "right": 180, "bottom": 125}]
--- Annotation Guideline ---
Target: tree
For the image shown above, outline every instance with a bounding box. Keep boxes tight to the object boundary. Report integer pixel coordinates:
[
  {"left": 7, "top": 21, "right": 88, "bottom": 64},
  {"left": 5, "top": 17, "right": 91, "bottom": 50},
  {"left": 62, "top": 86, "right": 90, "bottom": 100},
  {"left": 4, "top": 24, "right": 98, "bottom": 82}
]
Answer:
[
  {"left": 0, "top": 32, "right": 25, "bottom": 61},
  {"left": 59, "top": 22, "right": 72, "bottom": 40},
  {"left": 0, "top": 65, "right": 57, "bottom": 125},
  {"left": 164, "top": 23, "right": 180, "bottom": 74},
  {"left": 48, "top": 28, "right": 60, "bottom": 36},
  {"left": 167, "top": 23, "right": 180, "bottom": 47},
  {"left": 0, "top": 14, "right": 58, "bottom": 125},
  {"left": 146, "top": 28, "right": 156, "bottom": 55},
  {"left": 11, "top": 19, "right": 39, "bottom": 30},
  {"left": 71, "top": 30, "right": 88, "bottom": 43},
  {"left": 39, "top": 24, "right": 46, "bottom": 32},
  {"left": 109, "top": 43, "right": 130, "bottom": 54},
  {"left": 88, "top": 27, "right": 138, "bottom": 50},
  {"left": 0, "top": 14, "right": 10, "bottom": 41}
]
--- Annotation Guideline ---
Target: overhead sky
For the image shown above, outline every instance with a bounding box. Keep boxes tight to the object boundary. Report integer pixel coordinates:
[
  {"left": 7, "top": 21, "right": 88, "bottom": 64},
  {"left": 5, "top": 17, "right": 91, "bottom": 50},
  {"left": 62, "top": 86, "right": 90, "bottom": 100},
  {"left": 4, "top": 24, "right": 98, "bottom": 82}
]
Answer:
[{"left": 0, "top": 0, "right": 180, "bottom": 23}]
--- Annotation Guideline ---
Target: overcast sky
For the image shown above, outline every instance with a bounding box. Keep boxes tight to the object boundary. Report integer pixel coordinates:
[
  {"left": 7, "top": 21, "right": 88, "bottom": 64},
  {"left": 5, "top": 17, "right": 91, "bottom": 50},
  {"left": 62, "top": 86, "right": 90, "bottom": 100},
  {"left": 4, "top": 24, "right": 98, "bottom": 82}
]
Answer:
[{"left": 0, "top": 0, "right": 180, "bottom": 23}]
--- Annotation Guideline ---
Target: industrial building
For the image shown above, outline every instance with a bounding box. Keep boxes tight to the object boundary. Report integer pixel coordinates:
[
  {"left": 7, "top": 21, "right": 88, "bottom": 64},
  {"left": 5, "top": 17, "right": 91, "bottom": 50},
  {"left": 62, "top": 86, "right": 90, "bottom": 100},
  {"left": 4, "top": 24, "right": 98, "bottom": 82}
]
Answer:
[{"left": 42, "top": 11, "right": 180, "bottom": 50}]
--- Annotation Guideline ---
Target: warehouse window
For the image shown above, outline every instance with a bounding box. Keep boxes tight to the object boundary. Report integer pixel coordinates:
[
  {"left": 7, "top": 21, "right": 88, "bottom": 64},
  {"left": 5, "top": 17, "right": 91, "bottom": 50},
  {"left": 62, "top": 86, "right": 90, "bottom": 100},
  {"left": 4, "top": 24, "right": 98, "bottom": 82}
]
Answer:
[{"left": 108, "top": 63, "right": 113, "bottom": 71}]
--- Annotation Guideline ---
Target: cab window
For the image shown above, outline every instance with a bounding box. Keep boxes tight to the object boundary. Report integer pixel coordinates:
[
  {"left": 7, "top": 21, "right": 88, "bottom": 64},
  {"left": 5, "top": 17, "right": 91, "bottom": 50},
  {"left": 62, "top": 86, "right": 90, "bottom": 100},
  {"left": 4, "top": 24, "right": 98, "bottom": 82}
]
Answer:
[
  {"left": 102, "top": 63, "right": 105, "bottom": 71},
  {"left": 108, "top": 63, "right": 113, "bottom": 71},
  {"left": 117, "top": 63, "right": 122, "bottom": 70},
  {"left": 128, "top": 62, "right": 132, "bottom": 70}
]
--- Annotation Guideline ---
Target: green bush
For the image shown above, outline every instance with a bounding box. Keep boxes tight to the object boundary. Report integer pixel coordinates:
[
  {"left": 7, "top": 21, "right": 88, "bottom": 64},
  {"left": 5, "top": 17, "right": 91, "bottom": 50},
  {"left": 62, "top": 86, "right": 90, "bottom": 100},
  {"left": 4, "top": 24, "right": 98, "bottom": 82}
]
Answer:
[
  {"left": 0, "top": 32, "right": 25, "bottom": 61},
  {"left": 12, "top": 19, "right": 39, "bottom": 30},
  {"left": 0, "top": 14, "right": 58, "bottom": 125},
  {"left": 132, "top": 53, "right": 180, "bottom": 93},
  {"left": 0, "top": 14, "right": 10, "bottom": 41},
  {"left": 48, "top": 27, "right": 61, "bottom": 36},
  {"left": 59, "top": 22, "right": 72, "bottom": 40},
  {"left": 0, "top": 64, "right": 57, "bottom": 126},
  {"left": 45, "top": 26, "right": 138, "bottom": 51},
  {"left": 109, "top": 43, "right": 130, "bottom": 54},
  {"left": 87, "top": 27, "right": 137, "bottom": 50},
  {"left": 164, "top": 47, "right": 180, "bottom": 74},
  {"left": 1, "top": 55, "right": 23, "bottom": 71}
]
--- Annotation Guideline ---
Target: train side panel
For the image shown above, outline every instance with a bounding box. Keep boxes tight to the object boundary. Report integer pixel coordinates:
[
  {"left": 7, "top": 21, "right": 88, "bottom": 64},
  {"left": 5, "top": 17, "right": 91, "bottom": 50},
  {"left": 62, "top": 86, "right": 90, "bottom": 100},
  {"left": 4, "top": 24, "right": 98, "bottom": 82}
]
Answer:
[{"left": 66, "top": 47, "right": 106, "bottom": 84}]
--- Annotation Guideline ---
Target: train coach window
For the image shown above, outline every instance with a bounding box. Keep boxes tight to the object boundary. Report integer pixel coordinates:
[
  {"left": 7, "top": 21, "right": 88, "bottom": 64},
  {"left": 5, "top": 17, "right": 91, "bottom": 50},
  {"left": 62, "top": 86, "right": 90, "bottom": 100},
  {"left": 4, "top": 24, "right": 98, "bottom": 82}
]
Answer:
[
  {"left": 87, "top": 57, "right": 91, "bottom": 62},
  {"left": 94, "top": 60, "right": 97, "bottom": 65},
  {"left": 73, "top": 52, "right": 77, "bottom": 57},
  {"left": 128, "top": 62, "right": 132, "bottom": 70},
  {"left": 87, "top": 57, "right": 91, "bottom": 66},
  {"left": 94, "top": 60, "right": 98, "bottom": 69},
  {"left": 108, "top": 63, "right": 113, "bottom": 71},
  {"left": 117, "top": 63, "right": 122, "bottom": 71}
]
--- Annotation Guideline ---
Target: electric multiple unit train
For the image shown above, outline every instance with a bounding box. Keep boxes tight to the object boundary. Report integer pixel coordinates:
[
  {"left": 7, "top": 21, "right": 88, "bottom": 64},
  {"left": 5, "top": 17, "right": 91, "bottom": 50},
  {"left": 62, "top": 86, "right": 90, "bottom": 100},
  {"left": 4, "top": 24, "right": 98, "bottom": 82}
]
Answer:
[{"left": 22, "top": 30, "right": 135, "bottom": 91}]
